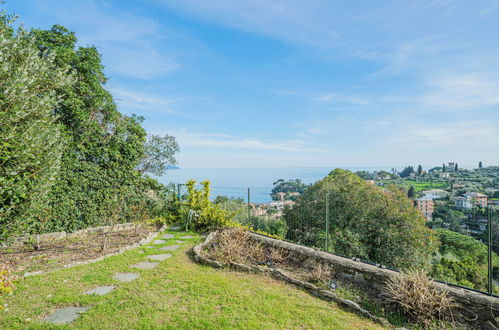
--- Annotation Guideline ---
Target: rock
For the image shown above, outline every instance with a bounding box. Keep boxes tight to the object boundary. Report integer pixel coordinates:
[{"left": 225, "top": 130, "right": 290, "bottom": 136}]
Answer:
[
  {"left": 158, "top": 245, "right": 180, "bottom": 252},
  {"left": 180, "top": 235, "right": 193, "bottom": 239},
  {"left": 43, "top": 307, "right": 90, "bottom": 324},
  {"left": 161, "top": 234, "right": 174, "bottom": 239},
  {"left": 153, "top": 239, "right": 167, "bottom": 245},
  {"left": 85, "top": 286, "right": 116, "bottom": 296},
  {"left": 145, "top": 254, "right": 172, "bottom": 261},
  {"left": 131, "top": 261, "right": 159, "bottom": 270},
  {"left": 113, "top": 273, "right": 139, "bottom": 282}
]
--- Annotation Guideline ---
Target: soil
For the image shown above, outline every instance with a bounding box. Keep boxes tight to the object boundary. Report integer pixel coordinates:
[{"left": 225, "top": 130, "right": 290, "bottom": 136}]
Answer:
[{"left": 0, "top": 225, "right": 155, "bottom": 275}]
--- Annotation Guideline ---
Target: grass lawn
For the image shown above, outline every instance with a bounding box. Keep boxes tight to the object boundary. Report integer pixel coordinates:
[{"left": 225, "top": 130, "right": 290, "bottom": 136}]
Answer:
[{"left": 1, "top": 229, "right": 384, "bottom": 329}]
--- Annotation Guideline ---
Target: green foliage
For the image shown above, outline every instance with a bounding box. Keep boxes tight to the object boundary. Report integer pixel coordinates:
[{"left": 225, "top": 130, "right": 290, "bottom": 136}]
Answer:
[
  {"left": 0, "top": 18, "right": 74, "bottom": 242},
  {"left": 399, "top": 166, "right": 415, "bottom": 178},
  {"left": 431, "top": 229, "right": 499, "bottom": 293},
  {"left": 407, "top": 186, "right": 415, "bottom": 199},
  {"left": 179, "top": 180, "right": 233, "bottom": 231},
  {"left": 239, "top": 215, "right": 288, "bottom": 239},
  {"left": 28, "top": 25, "right": 165, "bottom": 232},
  {"left": 284, "top": 169, "right": 438, "bottom": 270},
  {"left": 0, "top": 264, "right": 15, "bottom": 297},
  {"left": 138, "top": 134, "right": 179, "bottom": 176},
  {"left": 271, "top": 179, "right": 309, "bottom": 200}
]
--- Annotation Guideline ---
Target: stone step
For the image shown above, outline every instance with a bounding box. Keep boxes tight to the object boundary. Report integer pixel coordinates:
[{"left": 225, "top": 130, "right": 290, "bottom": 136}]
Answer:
[
  {"left": 43, "top": 307, "right": 90, "bottom": 324},
  {"left": 145, "top": 254, "right": 172, "bottom": 261},
  {"left": 114, "top": 273, "right": 140, "bottom": 282},
  {"left": 132, "top": 261, "right": 159, "bottom": 270},
  {"left": 85, "top": 286, "right": 116, "bottom": 296},
  {"left": 158, "top": 245, "right": 180, "bottom": 252}
]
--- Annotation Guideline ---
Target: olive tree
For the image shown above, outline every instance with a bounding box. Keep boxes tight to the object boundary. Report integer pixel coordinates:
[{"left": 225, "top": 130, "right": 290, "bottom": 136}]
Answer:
[{"left": 0, "top": 15, "right": 74, "bottom": 242}]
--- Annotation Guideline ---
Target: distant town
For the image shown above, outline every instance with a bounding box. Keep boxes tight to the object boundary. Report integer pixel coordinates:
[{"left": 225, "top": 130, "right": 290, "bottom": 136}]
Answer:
[{"left": 249, "top": 162, "right": 499, "bottom": 245}]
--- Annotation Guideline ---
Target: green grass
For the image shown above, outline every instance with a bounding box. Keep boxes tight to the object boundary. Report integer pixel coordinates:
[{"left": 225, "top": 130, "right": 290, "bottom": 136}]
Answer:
[{"left": 1, "top": 230, "right": 383, "bottom": 329}]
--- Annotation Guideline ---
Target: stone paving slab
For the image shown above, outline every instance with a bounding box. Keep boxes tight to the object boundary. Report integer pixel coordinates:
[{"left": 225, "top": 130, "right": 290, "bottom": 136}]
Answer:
[
  {"left": 146, "top": 254, "right": 172, "bottom": 261},
  {"left": 114, "top": 273, "right": 140, "bottom": 282},
  {"left": 175, "top": 240, "right": 184, "bottom": 244},
  {"left": 85, "top": 286, "right": 116, "bottom": 296},
  {"left": 161, "top": 234, "right": 174, "bottom": 239},
  {"left": 43, "top": 307, "right": 90, "bottom": 324},
  {"left": 170, "top": 226, "right": 182, "bottom": 230},
  {"left": 132, "top": 261, "right": 159, "bottom": 269},
  {"left": 153, "top": 239, "right": 167, "bottom": 245},
  {"left": 180, "top": 235, "right": 193, "bottom": 239},
  {"left": 158, "top": 244, "right": 180, "bottom": 252}
]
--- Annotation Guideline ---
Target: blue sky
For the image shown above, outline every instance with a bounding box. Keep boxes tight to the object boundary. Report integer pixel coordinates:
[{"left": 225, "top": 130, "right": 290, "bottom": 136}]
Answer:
[{"left": 5, "top": 0, "right": 499, "bottom": 169}]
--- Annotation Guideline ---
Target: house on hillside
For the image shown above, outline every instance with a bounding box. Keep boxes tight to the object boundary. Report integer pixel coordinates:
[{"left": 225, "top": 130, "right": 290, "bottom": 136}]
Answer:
[
  {"left": 422, "top": 189, "right": 447, "bottom": 199},
  {"left": 415, "top": 196, "right": 434, "bottom": 221},
  {"left": 455, "top": 192, "right": 488, "bottom": 210}
]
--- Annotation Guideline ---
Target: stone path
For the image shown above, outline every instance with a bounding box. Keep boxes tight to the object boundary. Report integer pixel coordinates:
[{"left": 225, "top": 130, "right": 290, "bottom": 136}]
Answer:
[
  {"left": 146, "top": 254, "right": 172, "bottom": 261},
  {"left": 43, "top": 228, "right": 187, "bottom": 325},
  {"left": 132, "top": 261, "right": 159, "bottom": 269},
  {"left": 114, "top": 272, "right": 140, "bottom": 283},
  {"left": 85, "top": 285, "right": 116, "bottom": 296},
  {"left": 43, "top": 307, "right": 90, "bottom": 324},
  {"left": 159, "top": 244, "right": 180, "bottom": 252}
]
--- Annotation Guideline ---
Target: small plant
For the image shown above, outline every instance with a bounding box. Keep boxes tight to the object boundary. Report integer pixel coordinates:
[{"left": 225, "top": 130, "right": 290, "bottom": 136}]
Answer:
[
  {"left": 267, "top": 247, "right": 289, "bottom": 264},
  {"left": 0, "top": 264, "right": 15, "bottom": 296},
  {"left": 206, "top": 228, "right": 264, "bottom": 264},
  {"left": 307, "top": 263, "right": 332, "bottom": 286},
  {"left": 383, "top": 270, "right": 456, "bottom": 328}
]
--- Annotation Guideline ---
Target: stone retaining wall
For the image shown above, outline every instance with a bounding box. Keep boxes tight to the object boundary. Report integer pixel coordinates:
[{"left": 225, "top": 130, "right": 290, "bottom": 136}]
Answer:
[
  {"left": 195, "top": 230, "right": 499, "bottom": 329},
  {"left": 9, "top": 223, "right": 143, "bottom": 247}
]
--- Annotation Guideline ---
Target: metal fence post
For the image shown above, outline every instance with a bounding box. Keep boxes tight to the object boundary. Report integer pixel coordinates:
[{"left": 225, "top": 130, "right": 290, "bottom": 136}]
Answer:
[
  {"left": 488, "top": 206, "right": 493, "bottom": 295},
  {"left": 247, "top": 188, "right": 251, "bottom": 222},
  {"left": 325, "top": 192, "right": 330, "bottom": 252}
]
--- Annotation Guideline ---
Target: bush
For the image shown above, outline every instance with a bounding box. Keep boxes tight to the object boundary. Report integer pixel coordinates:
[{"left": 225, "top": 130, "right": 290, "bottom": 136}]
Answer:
[
  {"left": 178, "top": 180, "right": 234, "bottom": 231},
  {"left": 383, "top": 270, "right": 456, "bottom": 328},
  {"left": 239, "top": 216, "right": 288, "bottom": 239},
  {"left": 0, "top": 264, "right": 15, "bottom": 296}
]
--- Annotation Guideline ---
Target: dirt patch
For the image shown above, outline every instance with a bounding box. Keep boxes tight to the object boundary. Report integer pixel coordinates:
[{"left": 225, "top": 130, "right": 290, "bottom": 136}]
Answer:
[{"left": 0, "top": 225, "right": 155, "bottom": 275}]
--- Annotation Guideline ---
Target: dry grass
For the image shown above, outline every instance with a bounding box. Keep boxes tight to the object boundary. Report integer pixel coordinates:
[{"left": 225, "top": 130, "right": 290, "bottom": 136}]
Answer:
[
  {"left": 307, "top": 262, "right": 332, "bottom": 285},
  {"left": 383, "top": 270, "right": 456, "bottom": 328},
  {"left": 206, "top": 228, "right": 265, "bottom": 264},
  {"left": 266, "top": 246, "right": 289, "bottom": 264}
]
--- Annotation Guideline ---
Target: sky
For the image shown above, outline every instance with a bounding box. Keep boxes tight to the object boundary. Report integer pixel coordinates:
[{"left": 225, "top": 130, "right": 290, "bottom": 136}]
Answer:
[{"left": 4, "top": 0, "right": 499, "bottom": 169}]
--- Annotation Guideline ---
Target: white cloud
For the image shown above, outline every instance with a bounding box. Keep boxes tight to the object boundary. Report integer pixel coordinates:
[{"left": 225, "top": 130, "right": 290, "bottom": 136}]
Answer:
[
  {"left": 421, "top": 74, "right": 499, "bottom": 110},
  {"left": 171, "top": 130, "right": 325, "bottom": 153},
  {"left": 110, "top": 87, "right": 187, "bottom": 114},
  {"left": 153, "top": 0, "right": 341, "bottom": 47}
]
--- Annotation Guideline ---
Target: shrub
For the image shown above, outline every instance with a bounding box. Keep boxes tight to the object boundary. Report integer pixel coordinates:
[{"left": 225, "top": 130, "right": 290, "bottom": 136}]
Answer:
[
  {"left": 205, "top": 227, "right": 265, "bottom": 264},
  {"left": 179, "top": 180, "right": 233, "bottom": 231},
  {"left": 383, "top": 270, "right": 456, "bottom": 328},
  {"left": 0, "top": 264, "right": 15, "bottom": 296}
]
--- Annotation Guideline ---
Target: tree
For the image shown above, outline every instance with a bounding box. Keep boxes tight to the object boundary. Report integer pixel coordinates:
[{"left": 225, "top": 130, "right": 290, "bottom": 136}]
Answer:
[
  {"left": 138, "top": 134, "right": 179, "bottom": 176},
  {"left": 431, "top": 229, "right": 499, "bottom": 293},
  {"left": 29, "top": 25, "right": 153, "bottom": 232},
  {"left": 399, "top": 166, "right": 415, "bottom": 178},
  {"left": 0, "top": 17, "right": 74, "bottom": 242},
  {"left": 454, "top": 163, "right": 459, "bottom": 172},
  {"left": 283, "top": 169, "right": 438, "bottom": 270},
  {"left": 417, "top": 165, "right": 423, "bottom": 176},
  {"left": 407, "top": 186, "right": 416, "bottom": 199},
  {"left": 479, "top": 161, "right": 483, "bottom": 169}
]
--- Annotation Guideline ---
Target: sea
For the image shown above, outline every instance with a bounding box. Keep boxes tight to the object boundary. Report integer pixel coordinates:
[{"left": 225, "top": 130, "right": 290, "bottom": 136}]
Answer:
[{"left": 158, "top": 167, "right": 395, "bottom": 204}]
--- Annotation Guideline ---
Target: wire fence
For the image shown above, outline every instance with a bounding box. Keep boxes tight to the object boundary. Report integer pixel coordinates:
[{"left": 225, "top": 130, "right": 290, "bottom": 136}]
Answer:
[{"left": 173, "top": 182, "right": 498, "bottom": 297}]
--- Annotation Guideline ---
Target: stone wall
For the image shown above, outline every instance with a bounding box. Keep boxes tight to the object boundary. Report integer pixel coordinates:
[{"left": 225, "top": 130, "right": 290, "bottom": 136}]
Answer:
[
  {"left": 249, "top": 232, "right": 499, "bottom": 329},
  {"left": 194, "top": 230, "right": 499, "bottom": 329},
  {"left": 10, "top": 223, "right": 144, "bottom": 247}
]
